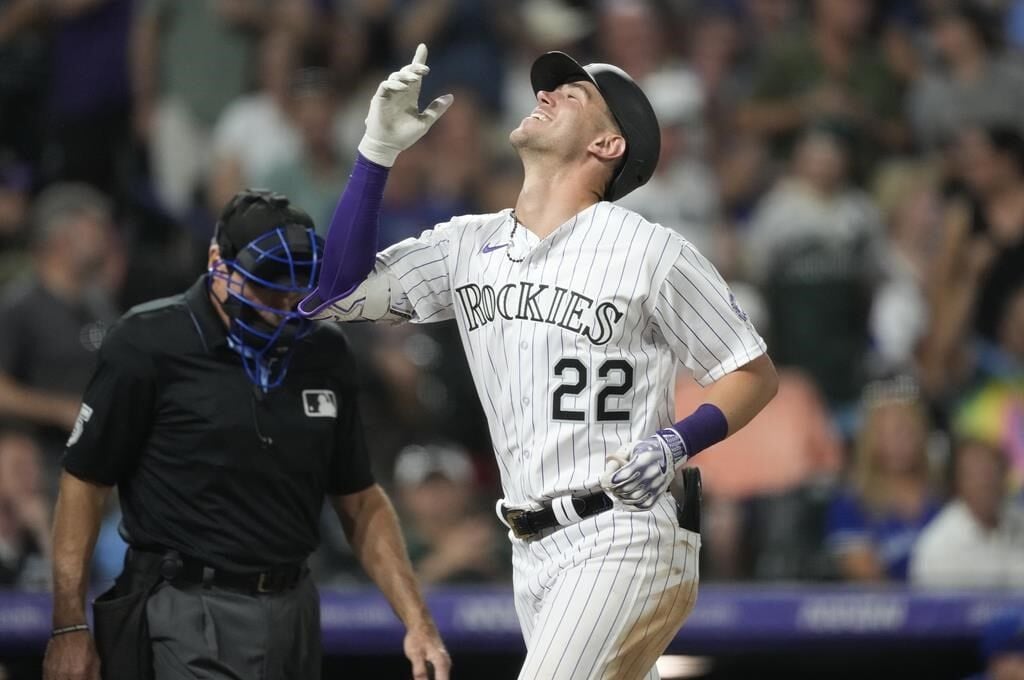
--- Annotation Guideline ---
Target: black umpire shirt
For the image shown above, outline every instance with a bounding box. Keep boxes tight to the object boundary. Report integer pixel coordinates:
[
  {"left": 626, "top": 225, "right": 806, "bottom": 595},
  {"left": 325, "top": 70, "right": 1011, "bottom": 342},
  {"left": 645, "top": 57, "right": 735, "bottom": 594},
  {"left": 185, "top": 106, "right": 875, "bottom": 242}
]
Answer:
[{"left": 62, "top": 277, "right": 374, "bottom": 573}]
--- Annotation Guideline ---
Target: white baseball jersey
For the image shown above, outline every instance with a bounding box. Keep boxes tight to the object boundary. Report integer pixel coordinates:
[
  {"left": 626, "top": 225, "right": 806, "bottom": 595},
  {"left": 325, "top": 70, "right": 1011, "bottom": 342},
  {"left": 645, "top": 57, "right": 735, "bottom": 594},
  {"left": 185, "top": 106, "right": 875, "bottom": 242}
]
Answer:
[
  {"left": 324, "top": 201, "right": 766, "bottom": 507},
  {"left": 324, "top": 200, "right": 764, "bottom": 679}
]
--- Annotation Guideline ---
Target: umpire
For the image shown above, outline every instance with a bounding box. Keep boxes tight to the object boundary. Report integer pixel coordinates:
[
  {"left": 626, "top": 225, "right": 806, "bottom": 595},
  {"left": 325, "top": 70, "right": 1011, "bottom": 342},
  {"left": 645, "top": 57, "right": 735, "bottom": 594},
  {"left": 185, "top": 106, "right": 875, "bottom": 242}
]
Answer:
[{"left": 42, "top": 191, "right": 450, "bottom": 680}]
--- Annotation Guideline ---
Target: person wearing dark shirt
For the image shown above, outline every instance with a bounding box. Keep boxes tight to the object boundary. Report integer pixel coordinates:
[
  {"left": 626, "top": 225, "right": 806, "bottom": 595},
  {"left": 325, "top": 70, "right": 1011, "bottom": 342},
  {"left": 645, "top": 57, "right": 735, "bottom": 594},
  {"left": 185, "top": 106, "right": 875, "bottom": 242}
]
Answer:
[
  {"left": 42, "top": 191, "right": 449, "bottom": 680},
  {"left": 0, "top": 183, "right": 121, "bottom": 480},
  {"left": 394, "top": 443, "right": 508, "bottom": 585},
  {"left": 921, "top": 125, "right": 1024, "bottom": 396}
]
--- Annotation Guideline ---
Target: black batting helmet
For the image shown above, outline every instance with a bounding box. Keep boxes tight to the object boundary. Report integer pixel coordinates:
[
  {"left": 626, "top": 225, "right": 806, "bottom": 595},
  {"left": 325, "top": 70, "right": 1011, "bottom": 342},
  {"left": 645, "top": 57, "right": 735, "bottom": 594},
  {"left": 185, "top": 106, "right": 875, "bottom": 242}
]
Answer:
[{"left": 530, "top": 51, "right": 661, "bottom": 202}]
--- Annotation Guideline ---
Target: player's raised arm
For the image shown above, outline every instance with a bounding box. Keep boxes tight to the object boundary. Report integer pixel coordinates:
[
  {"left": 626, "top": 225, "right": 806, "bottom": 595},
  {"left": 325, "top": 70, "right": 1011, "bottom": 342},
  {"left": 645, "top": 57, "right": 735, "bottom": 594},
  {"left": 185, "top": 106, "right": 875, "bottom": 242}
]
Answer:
[{"left": 298, "top": 44, "right": 453, "bottom": 318}]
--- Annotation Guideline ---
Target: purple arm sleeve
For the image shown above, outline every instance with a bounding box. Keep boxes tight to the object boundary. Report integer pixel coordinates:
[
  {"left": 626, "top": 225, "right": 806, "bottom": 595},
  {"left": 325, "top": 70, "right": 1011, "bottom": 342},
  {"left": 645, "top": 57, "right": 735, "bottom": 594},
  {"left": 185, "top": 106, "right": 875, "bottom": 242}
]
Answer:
[
  {"left": 657, "top": 403, "right": 729, "bottom": 464},
  {"left": 297, "top": 154, "right": 390, "bottom": 317}
]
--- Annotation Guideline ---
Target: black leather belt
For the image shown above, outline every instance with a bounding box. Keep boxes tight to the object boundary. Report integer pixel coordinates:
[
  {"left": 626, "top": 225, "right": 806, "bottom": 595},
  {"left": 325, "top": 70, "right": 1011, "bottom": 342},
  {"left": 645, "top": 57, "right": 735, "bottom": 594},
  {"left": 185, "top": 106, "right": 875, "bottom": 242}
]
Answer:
[
  {"left": 501, "top": 492, "right": 613, "bottom": 540},
  {"left": 126, "top": 547, "right": 306, "bottom": 594}
]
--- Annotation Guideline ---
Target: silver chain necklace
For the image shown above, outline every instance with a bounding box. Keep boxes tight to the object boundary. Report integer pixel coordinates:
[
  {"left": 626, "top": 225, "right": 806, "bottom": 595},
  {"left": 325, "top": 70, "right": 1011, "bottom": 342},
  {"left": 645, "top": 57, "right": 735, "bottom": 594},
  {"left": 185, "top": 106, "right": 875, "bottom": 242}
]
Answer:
[{"left": 506, "top": 209, "right": 526, "bottom": 263}]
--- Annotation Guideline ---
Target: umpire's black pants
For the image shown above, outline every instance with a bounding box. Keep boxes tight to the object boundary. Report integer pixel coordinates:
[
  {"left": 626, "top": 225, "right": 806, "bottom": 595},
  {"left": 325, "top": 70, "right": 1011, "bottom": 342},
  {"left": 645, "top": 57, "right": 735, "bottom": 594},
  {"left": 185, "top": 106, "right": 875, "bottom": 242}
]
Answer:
[{"left": 145, "top": 576, "right": 321, "bottom": 680}]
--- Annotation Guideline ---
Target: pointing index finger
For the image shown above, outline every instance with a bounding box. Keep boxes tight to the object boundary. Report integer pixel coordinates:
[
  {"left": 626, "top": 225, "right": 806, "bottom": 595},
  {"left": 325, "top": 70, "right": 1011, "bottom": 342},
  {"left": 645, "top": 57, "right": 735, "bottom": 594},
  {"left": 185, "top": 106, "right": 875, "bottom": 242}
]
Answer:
[{"left": 412, "top": 43, "right": 428, "bottom": 66}]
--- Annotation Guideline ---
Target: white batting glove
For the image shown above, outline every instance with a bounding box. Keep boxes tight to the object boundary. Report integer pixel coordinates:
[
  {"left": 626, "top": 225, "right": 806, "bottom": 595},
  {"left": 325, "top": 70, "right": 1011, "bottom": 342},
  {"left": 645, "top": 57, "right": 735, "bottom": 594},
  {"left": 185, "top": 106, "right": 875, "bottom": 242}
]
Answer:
[
  {"left": 600, "top": 430, "right": 687, "bottom": 511},
  {"left": 357, "top": 43, "right": 454, "bottom": 167}
]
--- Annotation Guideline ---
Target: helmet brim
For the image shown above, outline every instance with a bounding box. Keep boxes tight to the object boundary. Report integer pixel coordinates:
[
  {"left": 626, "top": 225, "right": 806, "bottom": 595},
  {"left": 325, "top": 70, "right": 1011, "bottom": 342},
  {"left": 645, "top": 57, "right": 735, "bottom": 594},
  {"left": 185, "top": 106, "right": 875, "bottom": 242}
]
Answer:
[{"left": 530, "top": 51, "right": 596, "bottom": 97}]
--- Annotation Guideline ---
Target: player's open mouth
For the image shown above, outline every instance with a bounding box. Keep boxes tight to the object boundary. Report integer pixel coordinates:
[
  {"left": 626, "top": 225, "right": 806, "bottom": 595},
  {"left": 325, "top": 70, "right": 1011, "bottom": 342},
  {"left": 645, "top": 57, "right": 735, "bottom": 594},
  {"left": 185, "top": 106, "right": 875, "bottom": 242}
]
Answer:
[{"left": 529, "top": 109, "right": 551, "bottom": 122}]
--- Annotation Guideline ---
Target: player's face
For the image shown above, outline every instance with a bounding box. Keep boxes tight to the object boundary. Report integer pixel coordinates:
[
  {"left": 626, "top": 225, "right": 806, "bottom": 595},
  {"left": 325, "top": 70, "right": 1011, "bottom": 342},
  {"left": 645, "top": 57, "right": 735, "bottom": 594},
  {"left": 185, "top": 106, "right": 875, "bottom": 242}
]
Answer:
[{"left": 510, "top": 81, "right": 618, "bottom": 160}]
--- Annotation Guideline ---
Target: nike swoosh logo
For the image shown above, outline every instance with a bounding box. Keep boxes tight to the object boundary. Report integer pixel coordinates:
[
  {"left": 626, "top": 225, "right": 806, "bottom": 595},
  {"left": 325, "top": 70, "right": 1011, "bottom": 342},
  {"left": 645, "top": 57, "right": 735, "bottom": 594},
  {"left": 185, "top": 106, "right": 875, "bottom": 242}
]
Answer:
[{"left": 481, "top": 242, "right": 510, "bottom": 253}]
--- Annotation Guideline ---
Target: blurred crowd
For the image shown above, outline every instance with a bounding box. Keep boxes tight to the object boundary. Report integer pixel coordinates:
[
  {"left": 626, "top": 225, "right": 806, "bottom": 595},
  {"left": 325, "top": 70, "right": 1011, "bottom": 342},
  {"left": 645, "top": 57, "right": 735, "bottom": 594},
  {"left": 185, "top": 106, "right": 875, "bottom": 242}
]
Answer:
[{"left": 0, "top": 0, "right": 1022, "bottom": 595}]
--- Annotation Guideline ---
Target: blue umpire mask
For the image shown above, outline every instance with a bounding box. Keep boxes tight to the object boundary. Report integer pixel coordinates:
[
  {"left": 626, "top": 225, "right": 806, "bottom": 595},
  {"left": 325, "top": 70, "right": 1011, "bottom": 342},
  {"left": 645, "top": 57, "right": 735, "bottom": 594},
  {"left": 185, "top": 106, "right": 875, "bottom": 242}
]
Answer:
[{"left": 209, "top": 224, "right": 324, "bottom": 392}]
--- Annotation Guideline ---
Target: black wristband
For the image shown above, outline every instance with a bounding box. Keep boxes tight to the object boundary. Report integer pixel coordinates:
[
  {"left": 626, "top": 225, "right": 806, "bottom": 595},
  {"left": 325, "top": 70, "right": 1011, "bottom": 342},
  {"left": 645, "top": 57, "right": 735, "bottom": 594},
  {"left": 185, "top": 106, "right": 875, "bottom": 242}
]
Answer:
[{"left": 51, "top": 623, "right": 90, "bottom": 637}]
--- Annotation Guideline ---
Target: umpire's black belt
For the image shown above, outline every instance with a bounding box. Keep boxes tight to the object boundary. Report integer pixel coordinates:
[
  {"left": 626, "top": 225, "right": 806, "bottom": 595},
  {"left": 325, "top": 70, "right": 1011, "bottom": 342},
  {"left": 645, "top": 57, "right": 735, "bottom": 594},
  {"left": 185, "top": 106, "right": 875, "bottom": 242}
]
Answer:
[
  {"left": 126, "top": 547, "right": 306, "bottom": 594},
  {"left": 500, "top": 492, "right": 613, "bottom": 540}
]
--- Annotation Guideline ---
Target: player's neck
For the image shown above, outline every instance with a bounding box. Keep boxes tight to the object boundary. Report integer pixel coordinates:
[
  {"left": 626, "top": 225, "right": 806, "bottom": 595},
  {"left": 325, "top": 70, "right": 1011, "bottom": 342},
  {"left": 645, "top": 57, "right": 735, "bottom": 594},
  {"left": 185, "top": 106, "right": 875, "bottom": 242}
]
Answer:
[{"left": 514, "top": 169, "right": 601, "bottom": 239}]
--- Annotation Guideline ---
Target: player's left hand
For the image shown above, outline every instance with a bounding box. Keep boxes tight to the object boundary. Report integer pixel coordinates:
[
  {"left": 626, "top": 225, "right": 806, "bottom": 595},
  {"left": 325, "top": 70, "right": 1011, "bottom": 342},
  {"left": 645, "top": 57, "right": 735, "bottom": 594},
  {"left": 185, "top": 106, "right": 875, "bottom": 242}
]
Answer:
[
  {"left": 403, "top": 623, "right": 451, "bottom": 680},
  {"left": 601, "top": 435, "right": 676, "bottom": 511}
]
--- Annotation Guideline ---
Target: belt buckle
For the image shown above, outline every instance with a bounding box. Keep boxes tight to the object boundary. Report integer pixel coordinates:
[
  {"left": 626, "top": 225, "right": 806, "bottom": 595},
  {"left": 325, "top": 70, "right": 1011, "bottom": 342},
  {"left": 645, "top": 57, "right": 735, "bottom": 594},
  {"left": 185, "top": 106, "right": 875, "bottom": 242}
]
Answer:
[
  {"left": 256, "top": 572, "right": 273, "bottom": 593},
  {"left": 505, "top": 508, "right": 536, "bottom": 540}
]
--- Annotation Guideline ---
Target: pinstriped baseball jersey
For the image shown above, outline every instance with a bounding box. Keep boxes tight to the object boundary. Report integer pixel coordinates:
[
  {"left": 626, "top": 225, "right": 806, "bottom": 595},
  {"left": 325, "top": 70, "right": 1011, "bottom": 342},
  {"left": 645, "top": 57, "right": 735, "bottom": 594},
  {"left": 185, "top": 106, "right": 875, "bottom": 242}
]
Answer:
[{"left": 369, "top": 201, "right": 766, "bottom": 506}]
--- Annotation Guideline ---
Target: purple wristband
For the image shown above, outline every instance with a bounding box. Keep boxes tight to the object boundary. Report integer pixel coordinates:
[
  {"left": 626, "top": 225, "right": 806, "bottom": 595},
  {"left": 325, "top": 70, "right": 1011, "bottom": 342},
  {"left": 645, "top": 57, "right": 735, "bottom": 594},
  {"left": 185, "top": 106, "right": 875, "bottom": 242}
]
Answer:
[
  {"left": 658, "top": 403, "right": 729, "bottom": 464},
  {"left": 298, "top": 153, "right": 389, "bottom": 316}
]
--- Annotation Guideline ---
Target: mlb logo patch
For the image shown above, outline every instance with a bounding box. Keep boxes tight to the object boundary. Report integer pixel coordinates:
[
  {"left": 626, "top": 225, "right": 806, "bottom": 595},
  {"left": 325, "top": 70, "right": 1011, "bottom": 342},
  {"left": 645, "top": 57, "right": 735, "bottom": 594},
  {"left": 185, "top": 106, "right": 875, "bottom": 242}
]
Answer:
[{"left": 302, "top": 390, "right": 337, "bottom": 418}]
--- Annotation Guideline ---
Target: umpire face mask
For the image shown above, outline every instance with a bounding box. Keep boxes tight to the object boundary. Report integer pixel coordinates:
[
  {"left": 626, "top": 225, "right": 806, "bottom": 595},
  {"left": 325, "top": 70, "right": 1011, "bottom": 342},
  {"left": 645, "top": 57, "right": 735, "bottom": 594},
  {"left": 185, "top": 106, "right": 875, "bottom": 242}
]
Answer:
[{"left": 209, "top": 225, "right": 324, "bottom": 392}]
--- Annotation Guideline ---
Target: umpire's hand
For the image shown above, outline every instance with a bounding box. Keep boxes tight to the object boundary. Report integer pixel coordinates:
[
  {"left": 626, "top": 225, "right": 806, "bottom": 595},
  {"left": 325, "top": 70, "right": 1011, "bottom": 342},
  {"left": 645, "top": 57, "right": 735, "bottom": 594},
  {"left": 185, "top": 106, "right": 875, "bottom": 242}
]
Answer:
[
  {"left": 42, "top": 630, "right": 100, "bottom": 680},
  {"left": 404, "top": 623, "right": 451, "bottom": 680}
]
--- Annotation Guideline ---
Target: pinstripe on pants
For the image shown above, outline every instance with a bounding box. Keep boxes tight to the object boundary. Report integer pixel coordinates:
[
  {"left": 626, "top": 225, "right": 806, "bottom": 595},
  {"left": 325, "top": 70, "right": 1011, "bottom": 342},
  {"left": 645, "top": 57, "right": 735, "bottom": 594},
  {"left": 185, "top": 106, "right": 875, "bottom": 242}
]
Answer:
[{"left": 511, "top": 495, "right": 699, "bottom": 680}]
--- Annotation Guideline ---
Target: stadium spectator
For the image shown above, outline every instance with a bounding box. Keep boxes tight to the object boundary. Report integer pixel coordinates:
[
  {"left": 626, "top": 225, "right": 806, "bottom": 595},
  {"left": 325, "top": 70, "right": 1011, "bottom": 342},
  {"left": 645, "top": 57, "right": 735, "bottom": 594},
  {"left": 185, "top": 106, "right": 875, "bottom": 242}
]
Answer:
[
  {"left": 394, "top": 443, "right": 507, "bottom": 585},
  {"left": 0, "top": 0, "right": 49, "bottom": 163},
  {"left": 910, "top": 438, "right": 1024, "bottom": 588},
  {"left": 417, "top": 88, "right": 488, "bottom": 215},
  {"left": 207, "top": 29, "right": 303, "bottom": 214},
  {"left": 39, "top": 0, "right": 134, "bottom": 199},
  {"left": 595, "top": 0, "right": 680, "bottom": 84},
  {"left": 259, "top": 68, "right": 350, "bottom": 235},
  {"left": 825, "top": 377, "right": 942, "bottom": 582},
  {"left": 908, "top": 3, "right": 1024, "bottom": 151},
  {"left": 686, "top": 8, "right": 748, "bottom": 154},
  {"left": 617, "top": 63, "right": 721, "bottom": 259},
  {"left": 949, "top": 282, "right": 1024, "bottom": 492},
  {"left": 921, "top": 126, "right": 1024, "bottom": 396},
  {"left": 736, "top": 0, "right": 906, "bottom": 177},
  {"left": 394, "top": 0, "right": 511, "bottom": 113},
  {"left": 713, "top": 132, "right": 773, "bottom": 278},
  {"left": 351, "top": 322, "right": 491, "bottom": 477},
  {"left": 737, "top": 0, "right": 798, "bottom": 60},
  {"left": 869, "top": 160, "right": 942, "bottom": 372},
  {"left": 131, "top": 0, "right": 268, "bottom": 214},
  {"left": 0, "top": 431, "right": 49, "bottom": 590},
  {"left": 950, "top": 127, "right": 1024, "bottom": 346},
  {"left": 745, "top": 126, "right": 883, "bottom": 410},
  {"left": 0, "top": 183, "right": 121, "bottom": 480},
  {"left": 0, "top": 154, "right": 31, "bottom": 287}
]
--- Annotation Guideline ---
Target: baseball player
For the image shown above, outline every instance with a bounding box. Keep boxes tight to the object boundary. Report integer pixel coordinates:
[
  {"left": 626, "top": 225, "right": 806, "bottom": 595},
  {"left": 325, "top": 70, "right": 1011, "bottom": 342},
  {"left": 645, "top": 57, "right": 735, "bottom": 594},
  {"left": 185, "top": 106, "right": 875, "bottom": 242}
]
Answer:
[{"left": 299, "top": 45, "right": 778, "bottom": 679}]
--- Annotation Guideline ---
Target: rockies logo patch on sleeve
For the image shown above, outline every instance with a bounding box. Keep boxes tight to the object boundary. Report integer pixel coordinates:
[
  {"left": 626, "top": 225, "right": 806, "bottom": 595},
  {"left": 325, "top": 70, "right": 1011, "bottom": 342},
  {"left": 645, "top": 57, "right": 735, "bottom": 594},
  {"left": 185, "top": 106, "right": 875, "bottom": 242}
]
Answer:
[
  {"left": 728, "top": 291, "right": 749, "bottom": 322},
  {"left": 302, "top": 390, "right": 338, "bottom": 418}
]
